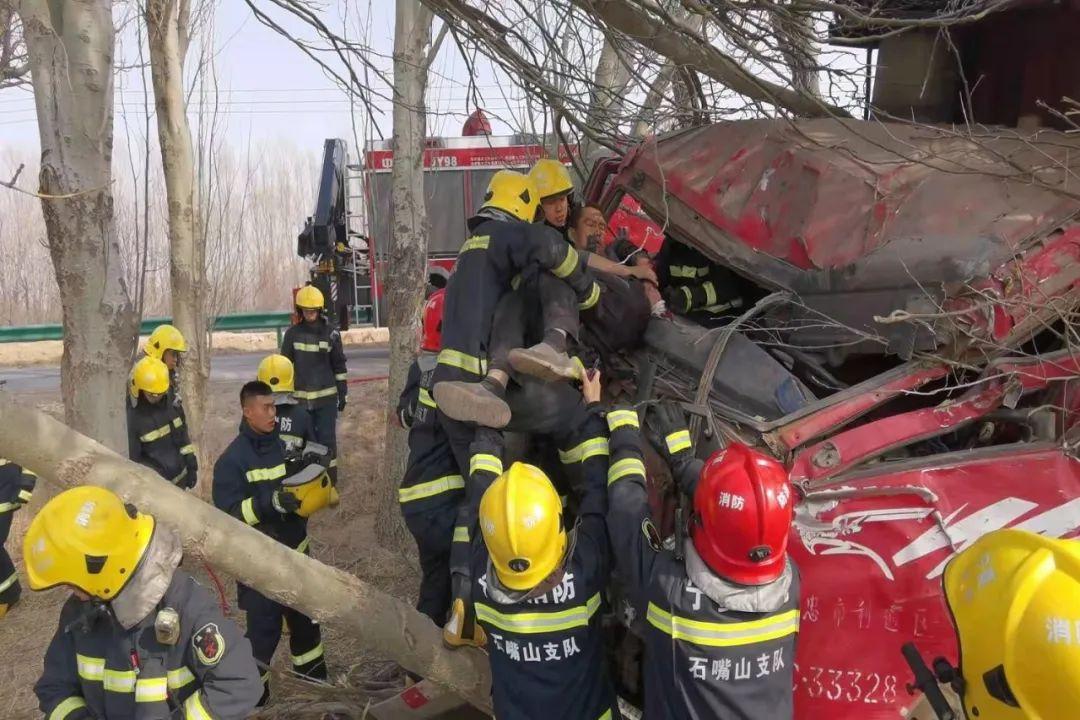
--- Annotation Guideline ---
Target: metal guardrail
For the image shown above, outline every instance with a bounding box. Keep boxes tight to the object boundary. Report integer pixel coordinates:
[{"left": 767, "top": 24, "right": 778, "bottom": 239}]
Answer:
[{"left": 0, "top": 312, "right": 296, "bottom": 344}]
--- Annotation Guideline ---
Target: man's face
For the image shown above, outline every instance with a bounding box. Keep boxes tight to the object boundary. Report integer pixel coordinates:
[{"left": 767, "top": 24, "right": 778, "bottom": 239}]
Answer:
[
  {"left": 302, "top": 308, "right": 319, "bottom": 323},
  {"left": 540, "top": 194, "right": 569, "bottom": 229},
  {"left": 243, "top": 394, "right": 278, "bottom": 433},
  {"left": 162, "top": 349, "right": 180, "bottom": 371},
  {"left": 573, "top": 207, "right": 606, "bottom": 251},
  {"left": 144, "top": 391, "right": 165, "bottom": 405}
]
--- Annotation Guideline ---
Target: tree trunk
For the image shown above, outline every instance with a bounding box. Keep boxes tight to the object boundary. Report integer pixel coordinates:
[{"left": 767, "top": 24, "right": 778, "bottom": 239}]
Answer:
[
  {"left": 145, "top": 0, "right": 209, "bottom": 448},
  {"left": 377, "top": 0, "right": 434, "bottom": 551},
  {"left": 17, "top": 0, "right": 138, "bottom": 452},
  {"left": 0, "top": 392, "right": 493, "bottom": 710}
]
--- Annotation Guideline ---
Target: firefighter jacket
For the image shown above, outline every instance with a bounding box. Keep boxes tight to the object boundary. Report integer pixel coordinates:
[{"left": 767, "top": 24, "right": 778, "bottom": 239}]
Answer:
[
  {"left": 35, "top": 532, "right": 262, "bottom": 720},
  {"left": 127, "top": 396, "right": 197, "bottom": 489},
  {"left": 437, "top": 214, "right": 600, "bottom": 381},
  {"left": 212, "top": 421, "right": 308, "bottom": 551},
  {"left": 398, "top": 353, "right": 462, "bottom": 518},
  {"left": 0, "top": 459, "right": 35, "bottom": 602},
  {"left": 275, "top": 398, "right": 315, "bottom": 450},
  {"left": 466, "top": 414, "right": 621, "bottom": 720},
  {"left": 605, "top": 409, "right": 800, "bottom": 720},
  {"left": 281, "top": 319, "right": 347, "bottom": 407},
  {"left": 656, "top": 240, "right": 745, "bottom": 317}
]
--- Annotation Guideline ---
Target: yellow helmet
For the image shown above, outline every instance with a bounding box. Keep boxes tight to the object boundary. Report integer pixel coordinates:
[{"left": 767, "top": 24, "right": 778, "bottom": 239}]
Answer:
[
  {"left": 145, "top": 324, "right": 187, "bottom": 360},
  {"left": 23, "top": 486, "right": 155, "bottom": 600},
  {"left": 944, "top": 529, "right": 1080, "bottom": 720},
  {"left": 528, "top": 158, "right": 574, "bottom": 201},
  {"left": 478, "top": 462, "right": 566, "bottom": 591},
  {"left": 282, "top": 464, "right": 340, "bottom": 518},
  {"left": 130, "top": 356, "right": 170, "bottom": 398},
  {"left": 479, "top": 170, "right": 540, "bottom": 223},
  {"left": 295, "top": 285, "right": 325, "bottom": 310},
  {"left": 258, "top": 354, "right": 295, "bottom": 393}
]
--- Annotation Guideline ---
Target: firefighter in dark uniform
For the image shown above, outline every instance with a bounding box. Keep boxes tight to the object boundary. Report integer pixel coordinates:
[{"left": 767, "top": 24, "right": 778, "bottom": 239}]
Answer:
[
  {"left": 459, "top": 369, "right": 620, "bottom": 719},
  {"left": 0, "top": 458, "right": 35, "bottom": 618},
  {"left": 127, "top": 356, "right": 197, "bottom": 490},
  {"left": 28, "top": 486, "right": 262, "bottom": 720},
  {"left": 607, "top": 402, "right": 800, "bottom": 719},
  {"left": 258, "top": 354, "right": 316, "bottom": 449},
  {"left": 281, "top": 285, "right": 347, "bottom": 481},
  {"left": 212, "top": 381, "right": 328, "bottom": 704},
  {"left": 145, "top": 324, "right": 190, "bottom": 417},
  {"left": 396, "top": 290, "right": 444, "bottom": 430},
  {"left": 430, "top": 169, "right": 599, "bottom": 453},
  {"left": 656, "top": 239, "right": 747, "bottom": 324},
  {"left": 397, "top": 290, "right": 465, "bottom": 629}
]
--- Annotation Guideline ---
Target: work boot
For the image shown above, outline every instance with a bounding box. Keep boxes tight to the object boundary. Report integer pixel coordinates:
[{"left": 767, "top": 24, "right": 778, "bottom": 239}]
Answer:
[
  {"left": 509, "top": 342, "right": 584, "bottom": 383},
  {"left": 443, "top": 598, "right": 487, "bottom": 649},
  {"left": 433, "top": 378, "right": 511, "bottom": 428}
]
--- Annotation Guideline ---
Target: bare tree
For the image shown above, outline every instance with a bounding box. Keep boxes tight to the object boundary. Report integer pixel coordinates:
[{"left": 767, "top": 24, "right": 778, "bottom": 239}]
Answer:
[
  {"left": 15, "top": 0, "right": 138, "bottom": 452},
  {"left": 0, "top": 1, "right": 28, "bottom": 89},
  {"left": 377, "top": 0, "right": 440, "bottom": 550},
  {"left": 145, "top": 0, "right": 210, "bottom": 442}
]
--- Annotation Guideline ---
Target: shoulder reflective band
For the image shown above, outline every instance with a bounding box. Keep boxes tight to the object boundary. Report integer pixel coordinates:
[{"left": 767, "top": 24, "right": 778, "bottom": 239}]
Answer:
[
  {"left": 76, "top": 654, "right": 105, "bottom": 681},
  {"left": 180, "top": 444, "right": 196, "bottom": 456},
  {"left": 172, "top": 417, "right": 184, "bottom": 429},
  {"left": 665, "top": 430, "right": 692, "bottom": 455},
  {"left": 246, "top": 464, "right": 287, "bottom": 483},
  {"left": 437, "top": 348, "right": 487, "bottom": 376},
  {"left": 241, "top": 498, "right": 259, "bottom": 525},
  {"left": 552, "top": 245, "right": 579, "bottom": 279},
  {"left": 470, "top": 453, "right": 503, "bottom": 477},
  {"left": 335, "top": 373, "right": 347, "bottom": 382},
  {"left": 140, "top": 423, "right": 173, "bottom": 443},
  {"left": 0, "top": 571, "right": 17, "bottom": 594},
  {"left": 167, "top": 667, "right": 196, "bottom": 690},
  {"left": 475, "top": 592, "right": 602, "bottom": 634},
  {"left": 579, "top": 282, "right": 601, "bottom": 311},
  {"left": 291, "top": 642, "right": 325, "bottom": 667},
  {"left": 294, "top": 387, "right": 338, "bottom": 400},
  {"left": 646, "top": 603, "right": 800, "bottom": 647},
  {"left": 419, "top": 387, "right": 437, "bottom": 408},
  {"left": 135, "top": 676, "right": 169, "bottom": 703},
  {"left": 607, "top": 409, "right": 639, "bottom": 431},
  {"left": 398, "top": 474, "right": 465, "bottom": 503},
  {"left": 608, "top": 457, "right": 646, "bottom": 486},
  {"left": 558, "top": 437, "right": 609, "bottom": 464},
  {"left": 48, "top": 697, "right": 87, "bottom": 720},
  {"left": 183, "top": 691, "right": 214, "bottom": 720},
  {"left": 453, "top": 526, "right": 469, "bottom": 543},
  {"left": 702, "top": 281, "right": 717, "bottom": 308},
  {"left": 460, "top": 235, "right": 490, "bottom": 253}
]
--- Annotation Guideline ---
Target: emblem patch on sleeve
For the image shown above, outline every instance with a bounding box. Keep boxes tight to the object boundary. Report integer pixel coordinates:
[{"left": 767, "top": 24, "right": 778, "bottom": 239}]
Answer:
[{"left": 192, "top": 622, "right": 226, "bottom": 666}]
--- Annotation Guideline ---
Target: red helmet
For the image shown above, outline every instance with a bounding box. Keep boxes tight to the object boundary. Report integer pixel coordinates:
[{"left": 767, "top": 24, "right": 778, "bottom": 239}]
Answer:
[
  {"left": 421, "top": 289, "right": 445, "bottom": 352},
  {"left": 691, "top": 443, "right": 793, "bottom": 586}
]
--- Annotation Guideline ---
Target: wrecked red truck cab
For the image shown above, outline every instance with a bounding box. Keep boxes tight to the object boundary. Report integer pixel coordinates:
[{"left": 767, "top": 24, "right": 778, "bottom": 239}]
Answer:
[{"left": 587, "top": 119, "right": 1080, "bottom": 718}]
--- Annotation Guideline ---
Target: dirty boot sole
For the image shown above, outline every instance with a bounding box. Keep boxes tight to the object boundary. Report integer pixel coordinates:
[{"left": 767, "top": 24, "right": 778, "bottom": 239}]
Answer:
[
  {"left": 508, "top": 347, "right": 581, "bottom": 382},
  {"left": 432, "top": 382, "right": 511, "bottom": 428}
]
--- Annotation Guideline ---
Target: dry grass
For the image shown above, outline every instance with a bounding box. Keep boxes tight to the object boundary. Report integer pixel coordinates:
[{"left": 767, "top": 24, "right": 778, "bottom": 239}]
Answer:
[{"left": 0, "top": 379, "right": 422, "bottom": 718}]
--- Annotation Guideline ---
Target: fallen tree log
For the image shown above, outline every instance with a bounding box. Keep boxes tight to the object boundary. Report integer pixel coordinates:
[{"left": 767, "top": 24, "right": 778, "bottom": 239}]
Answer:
[{"left": 0, "top": 393, "right": 492, "bottom": 712}]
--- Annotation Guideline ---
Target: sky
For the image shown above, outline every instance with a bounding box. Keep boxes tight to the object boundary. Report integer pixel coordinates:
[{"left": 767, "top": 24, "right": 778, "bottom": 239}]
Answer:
[{"left": 0, "top": 2, "right": 531, "bottom": 160}]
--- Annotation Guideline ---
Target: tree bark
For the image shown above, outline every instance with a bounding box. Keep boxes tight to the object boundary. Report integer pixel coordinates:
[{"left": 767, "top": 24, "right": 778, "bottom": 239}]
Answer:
[
  {"left": 377, "top": 0, "right": 435, "bottom": 551},
  {"left": 0, "top": 392, "right": 493, "bottom": 710},
  {"left": 146, "top": 0, "right": 209, "bottom": 449},
  {"left": 568, "top": 0, "right": 847, "bottom": 118},
  {"left": 17, "top": 0, "right": 138, "bottom": 452}
]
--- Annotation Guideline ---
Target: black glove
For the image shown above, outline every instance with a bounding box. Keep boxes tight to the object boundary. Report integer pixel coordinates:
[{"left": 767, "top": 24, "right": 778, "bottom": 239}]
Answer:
[
  {"left": 337, "top": 395, "right": 348, "bottom": 412},
  {"left": 272, "top": 489, "right": 301, "bottom": 515},
  {"left": 645, "top": 402, "right": 693, "bottom": 463},
  {"left": 181, "top": 471, "right": 197, "bottom": 491}
]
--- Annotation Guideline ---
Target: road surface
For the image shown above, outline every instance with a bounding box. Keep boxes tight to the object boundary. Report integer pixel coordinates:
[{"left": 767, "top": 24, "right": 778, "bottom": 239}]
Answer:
[{"left": 0, "top": 346, "right": 391, "bottom": 394}]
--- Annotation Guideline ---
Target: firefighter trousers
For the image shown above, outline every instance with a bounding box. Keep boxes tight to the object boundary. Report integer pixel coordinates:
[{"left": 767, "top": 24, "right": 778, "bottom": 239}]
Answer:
[
  {"left": 302, "top": 402, "right": 339, "bottom": 482},
  {"left": 0, "top": 511, "right": 18, "bottom": 606},
  {"left": 238, "top": 582, "right": 326, "bottom": 703},
  {"left": 403, "top": 503, "right": 457, "bottom": 626}
]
